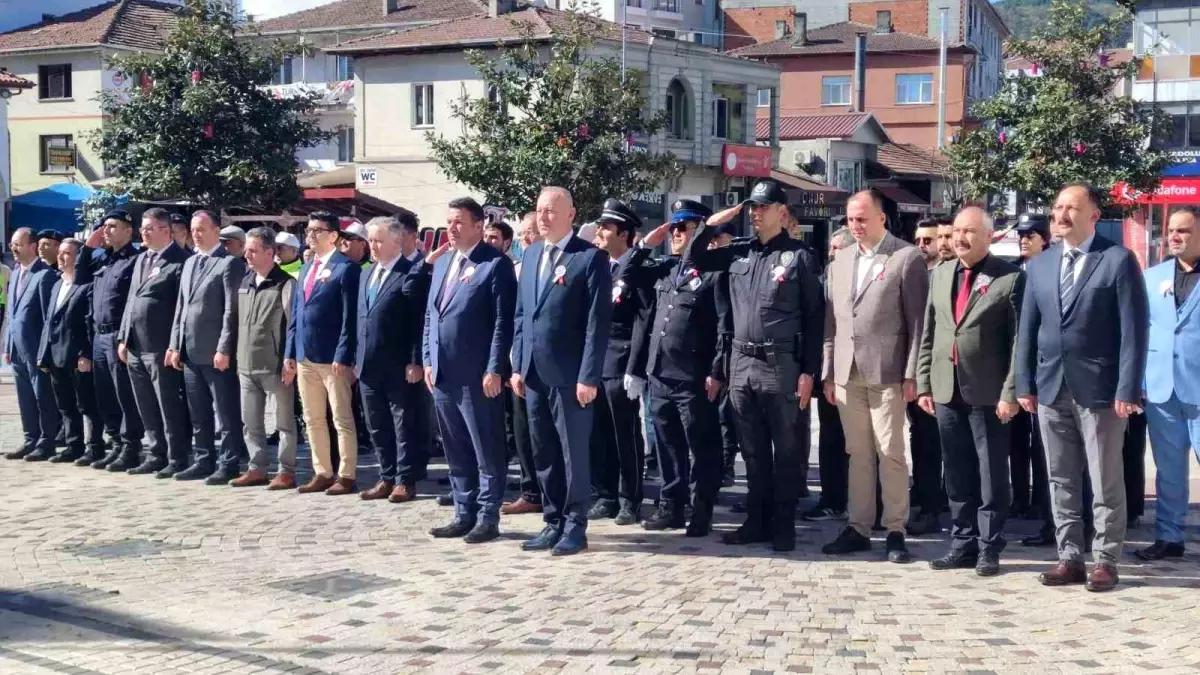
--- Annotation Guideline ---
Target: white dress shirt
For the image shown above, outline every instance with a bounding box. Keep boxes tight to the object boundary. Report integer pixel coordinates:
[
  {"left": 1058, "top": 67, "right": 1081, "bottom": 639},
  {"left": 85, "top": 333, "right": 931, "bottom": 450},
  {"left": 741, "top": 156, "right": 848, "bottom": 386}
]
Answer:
[
  {"left": 55, "top": 278, "right": 73, "bottom": 310},
  {"left": 538, "top": 229, "right": 573, "bottom": 285},
  {"left": 1060, "top": 232, "right": 1096, "bottom": 285},
  {"left": 853, "top": 237, "right": 885, "bottom": 298}
]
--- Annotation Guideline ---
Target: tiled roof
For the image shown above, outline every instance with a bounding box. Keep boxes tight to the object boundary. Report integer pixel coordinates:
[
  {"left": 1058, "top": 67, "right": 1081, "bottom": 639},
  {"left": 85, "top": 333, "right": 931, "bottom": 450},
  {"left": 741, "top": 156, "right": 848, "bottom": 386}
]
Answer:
[
  {"left": 1006, "top": 47, "right": 1132, "bottom": 72},
  {"left": 756, "top": 113, "right": 875, "bottom": 141},
  {"left": 328, "top": 5, "right": 654, "bottom": 54},
  {"left": 729, "top": 21, "right": 964, "bottom": 58},
  {"left": 876, "top": 142, "right": 950, "bottom": 177},
  {"left": 254, "top": 0, "right": 485, "bottom": 33},
  {"left": 771, "top": 169, "right": 845, "bottom": 194},
  {"left": 0, "top": 70, "right": 35, "bottom": 88},
  {"left": 0, "top": 0, "right": 178, "bottom": 54}
]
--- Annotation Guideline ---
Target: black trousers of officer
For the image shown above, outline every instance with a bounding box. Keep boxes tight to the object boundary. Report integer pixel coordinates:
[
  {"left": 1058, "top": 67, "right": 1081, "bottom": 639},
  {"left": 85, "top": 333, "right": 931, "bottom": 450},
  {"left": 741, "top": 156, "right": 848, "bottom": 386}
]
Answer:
[
  {"left": 47, "top": 366, "right": 105, "bottom": 455},
  {"left": 908, "top": 401, "right": 946, "bottom": 515},
  {"left": 719, "top": 390, "right": 739, "bottom": 469},
  {"left": 92, "top": 332, "right": 143, "bottom": 449},
  {"left": 649, "top": 376, "right": 721, "bottom": 512},
  {"left": 1123, "top": 412, "right": 1147, "bottom": 521},
  {"left": 591, "top": 377, "right": 644, "bottom": 510},
  {"left": 816, "top": 386, "right": 848, "bottom": 512},
  {"left": 1010, "top": 409, "right": 1048, "bottom": 516},
  {"left": 728, "top": 350, "right": 803, "bottom": 532}
]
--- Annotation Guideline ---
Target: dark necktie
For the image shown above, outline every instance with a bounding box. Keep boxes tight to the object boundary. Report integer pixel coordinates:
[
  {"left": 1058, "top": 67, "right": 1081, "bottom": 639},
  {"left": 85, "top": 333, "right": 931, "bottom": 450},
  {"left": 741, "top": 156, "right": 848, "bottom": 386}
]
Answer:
[
  {"left": 1060, "top": 249, "right": 1081, "bottom": 311},
  {"left": 367, "top": 265, "right": 384, "bottom": 308},
  {"left": 440, "top": 254, "right": 462, "bottom": 311},
  {"left": 538, "top": 245, "right": 558, "bottom": 297}
]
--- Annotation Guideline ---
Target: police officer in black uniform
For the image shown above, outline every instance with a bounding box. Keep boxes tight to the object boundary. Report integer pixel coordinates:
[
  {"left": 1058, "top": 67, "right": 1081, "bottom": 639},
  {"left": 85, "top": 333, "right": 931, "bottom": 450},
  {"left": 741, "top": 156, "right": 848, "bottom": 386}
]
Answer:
[
  {"left": 625, "top": 200, "right": 729, "bottom": 536},
  {"left": 668, "top": 181, "right": 824, "bottom": 551},
  {"left": 79, "top": 210, "right": 145, "bottom": 468}
]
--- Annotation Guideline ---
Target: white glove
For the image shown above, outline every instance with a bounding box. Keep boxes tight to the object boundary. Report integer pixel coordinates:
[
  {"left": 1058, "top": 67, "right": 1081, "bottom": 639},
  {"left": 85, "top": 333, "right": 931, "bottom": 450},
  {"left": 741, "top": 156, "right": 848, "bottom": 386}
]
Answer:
[{"left": 623, "top": 374, "right": 645, "bottom": 400}]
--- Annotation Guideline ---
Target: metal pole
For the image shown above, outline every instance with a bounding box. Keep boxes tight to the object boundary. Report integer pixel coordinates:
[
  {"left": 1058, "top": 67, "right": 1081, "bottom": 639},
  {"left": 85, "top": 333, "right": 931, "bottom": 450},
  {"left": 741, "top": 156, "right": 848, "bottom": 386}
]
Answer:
[
  {"left": 620, "top": 2, "right": 627, "bottom": 84},
  {"left": 937, "top": 7, "right": 948, "bottom": 151}
]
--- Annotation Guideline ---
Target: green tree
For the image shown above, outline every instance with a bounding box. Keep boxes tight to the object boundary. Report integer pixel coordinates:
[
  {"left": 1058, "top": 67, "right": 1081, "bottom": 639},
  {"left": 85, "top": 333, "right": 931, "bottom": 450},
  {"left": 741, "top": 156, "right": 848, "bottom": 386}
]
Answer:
[
  {"left": 76, "top": 189, "right": 125, "bottom": 232},
  {"left": 92, "top": 0, "right": 330, "bottom": 212},
  {"left": 948, "top": 0, "right": 1168, "bottom": 208},
  {"left": 426, "top": 4, "right": 680, "bottom": 220}
]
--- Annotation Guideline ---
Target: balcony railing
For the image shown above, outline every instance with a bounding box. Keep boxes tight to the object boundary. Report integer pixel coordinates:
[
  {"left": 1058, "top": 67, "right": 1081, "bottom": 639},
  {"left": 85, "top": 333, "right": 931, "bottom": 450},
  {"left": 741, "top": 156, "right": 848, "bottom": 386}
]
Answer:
[{"left": 264, "top": 80, "right": 354, "bottom": 107}]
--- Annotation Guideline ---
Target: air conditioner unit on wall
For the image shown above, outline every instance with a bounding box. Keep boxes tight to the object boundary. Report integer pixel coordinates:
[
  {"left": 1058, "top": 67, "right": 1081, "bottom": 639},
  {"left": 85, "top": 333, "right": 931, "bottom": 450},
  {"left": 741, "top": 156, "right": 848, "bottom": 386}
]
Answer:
[{"left": 724, "top": 192, "right": 739, "bottom": 206}]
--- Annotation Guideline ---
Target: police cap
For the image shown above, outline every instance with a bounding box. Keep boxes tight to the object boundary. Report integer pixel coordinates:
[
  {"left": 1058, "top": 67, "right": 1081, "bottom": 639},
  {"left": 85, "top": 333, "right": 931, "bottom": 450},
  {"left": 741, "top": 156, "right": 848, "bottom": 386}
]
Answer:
[
  {"left": 102, "top": 209, "right": 133, "bottom": 226},
  {"left": 1016, "top": 213, "right": 1049, "bottom": 239},
  {"left": 743, "top": 180, "right": 788, "bottom": 206},
  {"left": 669, "top": 199, "right": 713, "bottom": 225},
  {"left": 36, "top": 229, "right": 63, "bottom": 242},
  {"left": 595, "top": 198, "right": 641, "bottom": 232}
]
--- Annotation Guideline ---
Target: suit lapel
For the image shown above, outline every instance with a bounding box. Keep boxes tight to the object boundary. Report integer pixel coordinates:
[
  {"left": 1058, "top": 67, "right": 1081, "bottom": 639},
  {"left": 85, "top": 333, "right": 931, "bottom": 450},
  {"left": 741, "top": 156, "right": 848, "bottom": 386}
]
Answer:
[
  {"left": 852, "top": 251, "right": 891, "bottom": 308},
  {"left": 1065, "top": 246, "right": 1103, "bottom": 316},
  {"left": 536, "top": 245, "right": 572, "bottom": 314},
  {"left": 1176, "top": 265, "right": 1200, "bottom": 325},
  {"left": 52, "top": 281, "right": 78, "bottom": 319},
  {"left": 958, "top": 257, "right": 996, "bottom": 324}
]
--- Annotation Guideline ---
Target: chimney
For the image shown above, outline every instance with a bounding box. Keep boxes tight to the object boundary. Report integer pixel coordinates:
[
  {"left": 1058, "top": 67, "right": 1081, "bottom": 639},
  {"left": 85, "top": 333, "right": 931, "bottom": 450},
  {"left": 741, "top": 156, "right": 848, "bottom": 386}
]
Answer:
[
  {"left": 381, "top": 0, "right": 397, "bottom": 14},
  {"left": 489, "top": 0, "right": 517, "bottom": 17},
  {"left": 792, "top": 13, "right": 808, "bottom": 46},
  {"left": 853, "top": 32, "right": 867, "bottom": 112}
]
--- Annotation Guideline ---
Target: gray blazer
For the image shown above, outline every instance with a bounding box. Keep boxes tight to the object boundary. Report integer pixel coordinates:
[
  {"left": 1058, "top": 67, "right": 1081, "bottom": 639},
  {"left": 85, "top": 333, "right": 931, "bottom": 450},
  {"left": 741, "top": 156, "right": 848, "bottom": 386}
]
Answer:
[
  {"left": 169, "top": 247, "right": 244, "bottom": 367},
  {"left": 822, "top": 231, "right": 928, "bottom": 387}
]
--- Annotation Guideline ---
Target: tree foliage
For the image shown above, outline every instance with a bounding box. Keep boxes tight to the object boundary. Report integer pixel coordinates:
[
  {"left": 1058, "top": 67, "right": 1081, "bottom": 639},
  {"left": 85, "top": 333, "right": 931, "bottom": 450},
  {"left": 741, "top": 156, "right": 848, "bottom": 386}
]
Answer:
[
  {"left": 948, "top": 0, "right": 1168, "bottom": 208},
  {"left": 92, "top": 0, "right": 331, "bottom": 212},
  {"left": 426, "top": 4, "right": 680, "bottom": 220},
  {"left": 994, "top": 0, "right": 1130, "bottom": 47}
]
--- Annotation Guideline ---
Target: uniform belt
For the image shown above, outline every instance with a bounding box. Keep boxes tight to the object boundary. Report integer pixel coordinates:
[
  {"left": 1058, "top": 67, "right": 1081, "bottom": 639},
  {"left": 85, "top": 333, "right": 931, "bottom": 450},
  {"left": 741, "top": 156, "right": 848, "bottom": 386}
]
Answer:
[
  {"left": 96, "top": 322, "right": 121, "bottom": 335},
  {"left": 732, "top": 339, "right": 794, "bottom": 359}
]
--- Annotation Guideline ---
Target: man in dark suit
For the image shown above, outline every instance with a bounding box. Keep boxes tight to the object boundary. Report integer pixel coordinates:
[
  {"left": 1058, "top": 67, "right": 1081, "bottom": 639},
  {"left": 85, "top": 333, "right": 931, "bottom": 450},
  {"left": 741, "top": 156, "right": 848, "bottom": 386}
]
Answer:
[
  {"left": 1016, "top": 183, "right": 1149, "bottom": 592},
  {"left": 356, "top": 216, "right": 430, "bottom": 503},
  {"left": 502, "top": 213, "right": 544, "bottom": 516},
  {"left": 79, "top": 212, "right": 144, "bottom": 468},
  {"left": 588, "top": 199, "right": 651, "bottom": 526},
  {"left": 511, "top": 186, "right": 612, "bottom": 556},
  {"left": 117, "top": 208, "right": 192, "bottom": 476},
  {"left": 168, "top": 210, "right": 247, "bottom": 484},
  {"left": 284, "top": 212, "right": 361, "bottom": 495},
  {"left": 37, "top": 238, "right": 104, "bottom": 464},
  {"left": 3, "top": 227, "right": 60, "bottom": 461},
  {"left": 916, "top": 207, "right": 1024, "bottom": 577},
  {"left": 423, "top": 198, "right": 517, "bottom": 542}
]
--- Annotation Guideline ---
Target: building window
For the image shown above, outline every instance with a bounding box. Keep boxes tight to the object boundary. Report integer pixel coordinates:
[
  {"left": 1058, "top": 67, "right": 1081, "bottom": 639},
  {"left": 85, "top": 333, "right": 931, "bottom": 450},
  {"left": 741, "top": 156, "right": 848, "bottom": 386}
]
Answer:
[
  {"left": 38, "top": 64, "right": 71, "bottom": 99},
  {"left": 336, "top": 127, "right": 355, "bottom": 163},
  {"left": 896, "top": 73, "right": 934, "bottom": 104},
  {"left": 651, "top": 27, "right": 676, "bottom": 39},
  {"left": 272, "top": 56, "right": 293, "bottom": 85},
  {"left": 834, "top": 160, "right": 860, "bottom": 193},
  {"left": 774, "top": 20, "right": 788, "bottom": 39},
  {"left": 757, "top": 88, "right": 771, "bottom": 108},
  {"left": 40, "top": 134, "right": 75, "bottom": 173},
  {"left": 654, "top": 0, "right": 679, "bottom": 12},
  {"left": 413, "top": 83, "right": 434, "bottom": 127},
  {"left": 665, "top": 78, "right": 692, "bottom": 140},
  {"left": 335, "top": 56, "right": 354, "bottom": 81},
  {"left": 821, "top": 75, "right": 851, "bottom": 106},
  {"left": 712, "top": 97, "right": 729, "bottom": 139},
  {"left": 625, "top": 0, "right": 643, "bottom": 7},
  {"left": 875, "top": 10, "right": 892, "bottom": 33}
]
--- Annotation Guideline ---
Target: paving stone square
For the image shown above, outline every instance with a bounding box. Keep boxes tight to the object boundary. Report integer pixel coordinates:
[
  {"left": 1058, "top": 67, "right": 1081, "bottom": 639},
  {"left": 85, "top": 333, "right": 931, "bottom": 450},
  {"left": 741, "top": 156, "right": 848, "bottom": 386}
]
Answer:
[{"left": 1, "top": 383, "right": 1198, "bottom": 674}]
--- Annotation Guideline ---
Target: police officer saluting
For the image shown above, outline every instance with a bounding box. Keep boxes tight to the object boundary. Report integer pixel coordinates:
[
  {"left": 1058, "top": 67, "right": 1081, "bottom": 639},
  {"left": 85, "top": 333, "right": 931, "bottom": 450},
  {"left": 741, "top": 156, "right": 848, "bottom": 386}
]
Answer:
[
  {"left": 647, "top": 181, "right": 824, "bottom": 551},
  {"left": 627, "top": 200, "right": 729, "bottom": 536}
]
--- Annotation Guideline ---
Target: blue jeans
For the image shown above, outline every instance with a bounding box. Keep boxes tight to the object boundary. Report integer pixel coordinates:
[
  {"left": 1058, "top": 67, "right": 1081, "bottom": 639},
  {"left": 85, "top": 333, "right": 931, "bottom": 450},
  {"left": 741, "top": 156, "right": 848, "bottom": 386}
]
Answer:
[{"left": 1145, "top": 395, "right": 1200, "bottom": 543}]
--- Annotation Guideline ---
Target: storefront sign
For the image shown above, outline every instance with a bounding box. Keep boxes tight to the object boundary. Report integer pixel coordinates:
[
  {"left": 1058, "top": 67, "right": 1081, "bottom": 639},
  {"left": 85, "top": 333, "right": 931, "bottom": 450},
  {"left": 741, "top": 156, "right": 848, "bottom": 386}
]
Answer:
[
  {"left": 722, "top": 144, "right": 772, "bottom": 178},
  {"left": 631, "top": 192, "right": 667, "bottom": 225},
  {"left": 1113, "top": 179, "right": 1200, "bottom": 205},
  {"left": 46, "top": 146, "right": 75, "bottom": 169},
  {"left": 357, "top": 166, "right": 378, "bottom": 187}
]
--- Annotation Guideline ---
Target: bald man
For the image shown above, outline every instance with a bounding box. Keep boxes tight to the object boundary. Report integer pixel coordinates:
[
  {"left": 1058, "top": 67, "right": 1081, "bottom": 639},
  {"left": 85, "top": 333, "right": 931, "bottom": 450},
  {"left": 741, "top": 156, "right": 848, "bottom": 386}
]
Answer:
[{"left": 916, "top": 207, "right": 1024, "bottom": 577}]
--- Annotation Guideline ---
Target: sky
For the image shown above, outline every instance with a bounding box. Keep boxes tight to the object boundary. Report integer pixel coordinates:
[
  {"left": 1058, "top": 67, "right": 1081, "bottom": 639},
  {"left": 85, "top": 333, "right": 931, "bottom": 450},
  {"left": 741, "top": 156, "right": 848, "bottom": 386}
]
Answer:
[{"left": 0, "top": 0, "right": 338, "bottom": 34}]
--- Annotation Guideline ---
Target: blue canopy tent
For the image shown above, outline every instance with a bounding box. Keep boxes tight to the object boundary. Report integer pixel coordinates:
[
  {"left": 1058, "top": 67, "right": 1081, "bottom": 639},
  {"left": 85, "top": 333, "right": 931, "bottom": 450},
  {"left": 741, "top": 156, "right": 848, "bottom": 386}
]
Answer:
[{"left": 7, "top": 182, "right": 118, "bottom": 236}]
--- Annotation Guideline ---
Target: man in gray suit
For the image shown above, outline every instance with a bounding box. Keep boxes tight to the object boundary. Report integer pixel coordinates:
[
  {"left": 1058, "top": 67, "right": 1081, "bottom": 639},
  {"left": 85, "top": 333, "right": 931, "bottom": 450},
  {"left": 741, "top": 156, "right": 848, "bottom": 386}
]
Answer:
[
  {"left": 1016, "top": 183, "right": 1149, "bottom": 592},
  {"left": 168, "top": 210, "right": 247, "bottom": 485},
  {"left": 821, "top": 188, "right": 928, "bottom": 564}
]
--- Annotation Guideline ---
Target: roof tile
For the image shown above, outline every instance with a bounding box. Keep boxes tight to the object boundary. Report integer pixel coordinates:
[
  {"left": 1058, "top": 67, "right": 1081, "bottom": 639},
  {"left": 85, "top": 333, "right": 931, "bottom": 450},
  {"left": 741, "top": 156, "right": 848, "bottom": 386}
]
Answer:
[
  {"left": 0, "top": 70, "right": 35, "bottom": 88},
  {"left": 254, "top": 0, "right": 485, "bottom": 33},
  {"left": 0, "top": 0, "right": 177, "bottom": 54},
  {"left": 756, "top": 113, "right": 873, "bottom": 141},
  {"left": 876, "top": 142, "right": 950, "bottom": 177},
  {"left": 728, "top": 21, "right": 961, "bottom": 58}
]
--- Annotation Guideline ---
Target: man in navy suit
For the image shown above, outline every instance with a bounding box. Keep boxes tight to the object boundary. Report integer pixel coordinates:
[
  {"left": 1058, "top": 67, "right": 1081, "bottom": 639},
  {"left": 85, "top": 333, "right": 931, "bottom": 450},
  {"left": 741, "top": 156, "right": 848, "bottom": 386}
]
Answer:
[
  {"left": 4, "top": 227, "right": 60, "bottom": 461},
  {"left": 511, "top": 186, "right": 612, "bottom": 556},
  {"left": 38, "top": 238, "right": 104, "bottom": 464},
  {"left": 1015, "top": 183, "right": 1149, "bottom": 593},
  {"left": 284, "top": 212, "right": 361, "bottom": 495},
  {"left": 424, "top": 198, "right": 517, "bottom": 543},
  {"left": 356, "top": 215, "right": 430, "bottom": 504}
]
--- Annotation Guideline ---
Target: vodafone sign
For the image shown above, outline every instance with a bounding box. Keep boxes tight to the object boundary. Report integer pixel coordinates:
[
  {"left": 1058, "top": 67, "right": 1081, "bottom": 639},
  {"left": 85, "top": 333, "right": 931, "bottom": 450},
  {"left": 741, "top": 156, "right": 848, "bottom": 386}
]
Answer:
[{"left": 1112, "top": 179, "right": 1200, "bottom": 205}]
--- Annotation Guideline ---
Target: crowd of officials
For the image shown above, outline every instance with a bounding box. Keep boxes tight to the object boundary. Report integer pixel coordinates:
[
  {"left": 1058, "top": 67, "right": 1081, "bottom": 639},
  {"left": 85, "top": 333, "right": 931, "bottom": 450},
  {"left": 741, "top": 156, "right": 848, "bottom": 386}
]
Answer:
[{"left": 4, "top": 181, "right": 1197, "bottom": 589}]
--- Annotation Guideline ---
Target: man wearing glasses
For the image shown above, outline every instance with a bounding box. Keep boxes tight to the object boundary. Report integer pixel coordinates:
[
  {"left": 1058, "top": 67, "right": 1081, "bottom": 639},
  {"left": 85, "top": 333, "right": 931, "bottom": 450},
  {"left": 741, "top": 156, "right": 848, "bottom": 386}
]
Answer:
[{"left": 285, "top": 212, "right": 361, "bottom": 495}]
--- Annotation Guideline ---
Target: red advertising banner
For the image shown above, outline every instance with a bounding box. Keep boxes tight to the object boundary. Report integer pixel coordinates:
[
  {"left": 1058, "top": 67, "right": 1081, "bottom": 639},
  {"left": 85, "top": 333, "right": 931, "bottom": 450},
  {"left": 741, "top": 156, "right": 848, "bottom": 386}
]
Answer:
[
  {"left": 722, "top": 144, "right": 772, "bottom": 177},
  {"left": 1122, "top": 213, "right": 1148, "bottom": 269},
  {"left": 1112, "top": 179, "right": 1200, "bottom": 205}
]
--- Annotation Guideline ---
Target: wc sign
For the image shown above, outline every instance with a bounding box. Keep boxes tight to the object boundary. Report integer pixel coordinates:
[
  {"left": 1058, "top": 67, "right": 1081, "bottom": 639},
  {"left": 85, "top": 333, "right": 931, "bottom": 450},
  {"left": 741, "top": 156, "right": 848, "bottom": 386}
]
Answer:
[{"left": 357, "top": 167, "right": 378, "bottom": 187}]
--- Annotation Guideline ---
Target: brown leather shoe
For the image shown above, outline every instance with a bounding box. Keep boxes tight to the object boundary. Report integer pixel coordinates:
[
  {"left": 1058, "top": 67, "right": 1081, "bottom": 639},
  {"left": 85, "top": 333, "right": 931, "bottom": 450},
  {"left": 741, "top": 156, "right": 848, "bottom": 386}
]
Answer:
[
  {"left": 267, "top": 472, "right": 296, "bottom": 490},
  {"left": 361, "top": 480, "right": 395, "bottom": 501},
  {"left": 1038, "top": 560, "right": 1087, "bottom": 586},
  {"left": 230, "top": 470, "right": 269, "bottom": 488},
  {"left": 501, "top": 497, "right": 544, "bottom": 515},
  {"left": 1085, "top": 563, "right": 1119, "bottom": 592},
  {"left": 297, "top": 474, "right": 337, "bottom": 494},
  {"left": 325, "top": 477, "right": 357, "bottom": 496},
  {"left": 388, "top": 482, "right": 418, "bottom": 503}
]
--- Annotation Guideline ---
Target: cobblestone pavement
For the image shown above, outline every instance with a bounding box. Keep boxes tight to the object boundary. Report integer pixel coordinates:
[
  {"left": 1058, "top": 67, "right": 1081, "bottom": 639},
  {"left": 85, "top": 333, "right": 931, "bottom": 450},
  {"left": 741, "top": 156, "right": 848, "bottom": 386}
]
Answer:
[{"left": 1, "top": 384, "right": 1198, "bottom": 675}]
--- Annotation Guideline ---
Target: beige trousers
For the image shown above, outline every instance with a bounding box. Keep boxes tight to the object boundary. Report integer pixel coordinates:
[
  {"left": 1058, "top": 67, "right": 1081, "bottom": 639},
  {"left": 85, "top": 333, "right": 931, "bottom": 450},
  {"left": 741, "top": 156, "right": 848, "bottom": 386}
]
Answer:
[
  {"left": 835, "top": 365, "right": 910, "bottom": 536},
  {"left": 296, "top": 360, "right": 357, "bottom": 479}
]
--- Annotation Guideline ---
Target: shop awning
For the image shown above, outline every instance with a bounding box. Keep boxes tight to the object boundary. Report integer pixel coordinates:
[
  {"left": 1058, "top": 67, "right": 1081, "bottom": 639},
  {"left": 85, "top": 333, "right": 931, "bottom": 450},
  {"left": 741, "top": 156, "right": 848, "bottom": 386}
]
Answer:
[
  {"left": 871, "top": 183, "right": 930, "bottom": 214},
  {"left": 7, "top": 182, "right": 112, "bottom": 235}
]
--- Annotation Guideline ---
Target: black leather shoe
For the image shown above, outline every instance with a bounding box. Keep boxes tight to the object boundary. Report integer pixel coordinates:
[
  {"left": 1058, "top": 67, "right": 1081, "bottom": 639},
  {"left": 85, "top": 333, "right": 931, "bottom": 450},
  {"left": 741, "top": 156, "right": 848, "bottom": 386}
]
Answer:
[
  {"left": 155, "top": 463, "right": 185, "bottom": 479},
  {"left": 685, "top": 503, "right": 714, "bottom": 537},
  {"left": 463, "top": 521, "right": 500, "bottom": 544},
  {"left": 430, "top": 518, "right": 476, "bottom": 538},
  {"left": 50, "top": 450, "right": 84, "bottom": 464},
  {"left": 643, "top": 505, "right": 685, "bottom": 531},
  {"left": 91, "top": 449, "right": 122, "bottom": 470},
  {"left": 906, "top": 512, "right": 941, "bottom": 536},
  {"left": 127, "top": 458, "right": 167, "bottom": 475},
  {"left": 550, "top": 530, "right": 588, "bottom": 556},
  {"left": 886, "top": 532, "right": 914, "bottom": 564},
  {"left": 204, "top": 468, "right": 239, "bottom": 486},
  {"left": 721, "top": 525, "right": 771, "bottom": 546},
  {"left": 929, "top": 550, "right": 979, "bottom": 570},
  {"left": 1134, "top": 540, "right": 1185, "bottom": 561},
  {"left": 772, "top": 529, "right": 796, "bottom": 552},
  {"left": 975, "top": 553, "right": 1001, "bottom": 577},
  {"left": 822, "top": 527, "right": 871, "bottom": 555},
  {"left": 588, "top": 501, "right": 619, "bottom": 520},
  {"left": 174, "top": 464, "right": 216, "bottom": 481},
  {"left": 105, "top": 453, "right": 139, "bottom": 472},
  {"left": 4, "top": 445, "right": 34, "bottom": 461},
  {"left": 521, "top": 525, "right": 562, "bottom": 551},
  {"left": 24, "top": 448, "right": 56, "bottom": 462},
  {"left": 1021, "top": 530, "right": 1056, "bottom": 547},
  {"left": 614, "top": 506, "right": 640, "bottom": 526},
  {"left": 74, "top": 449, "right": 107, "bottom": 467}
]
